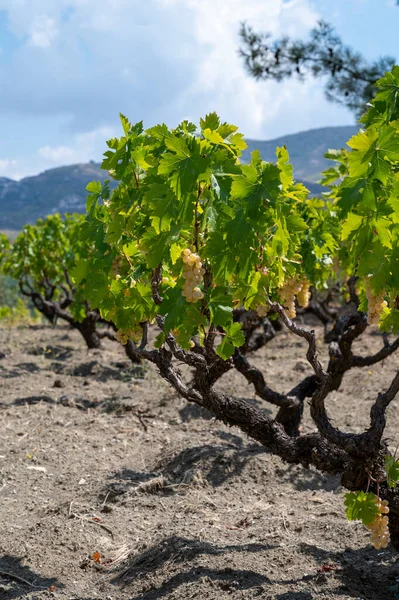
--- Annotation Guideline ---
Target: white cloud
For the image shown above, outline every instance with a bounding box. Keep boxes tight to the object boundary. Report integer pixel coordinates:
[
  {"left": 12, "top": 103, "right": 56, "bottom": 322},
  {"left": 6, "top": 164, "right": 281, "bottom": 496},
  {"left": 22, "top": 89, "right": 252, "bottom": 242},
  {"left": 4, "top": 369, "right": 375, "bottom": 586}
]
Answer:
[
  {"left": 0, "top": 126, "right": 117, "bottom": 180},
  {"left": 0, "top": 0, "right": 354, "bottom": 177},
  {"left": 29, "top": 15, "right": 59, "bottom": 48},
  {"left": 0, "top": 158, "right": 17, "bottom": 177},
  {"left": 174, "top": 0, "right": 324, "bottom": 138},
  {"left": 38, "top": 126, "right": 117, "bottom": 165}
]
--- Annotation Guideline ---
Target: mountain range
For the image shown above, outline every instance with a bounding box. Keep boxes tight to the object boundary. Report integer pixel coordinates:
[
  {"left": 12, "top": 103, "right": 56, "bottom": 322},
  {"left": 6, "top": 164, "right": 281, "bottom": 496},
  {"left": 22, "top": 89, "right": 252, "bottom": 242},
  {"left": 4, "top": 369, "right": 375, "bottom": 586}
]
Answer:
[{"left": 0, "top": 125, "right": 358, "bottom": 231}]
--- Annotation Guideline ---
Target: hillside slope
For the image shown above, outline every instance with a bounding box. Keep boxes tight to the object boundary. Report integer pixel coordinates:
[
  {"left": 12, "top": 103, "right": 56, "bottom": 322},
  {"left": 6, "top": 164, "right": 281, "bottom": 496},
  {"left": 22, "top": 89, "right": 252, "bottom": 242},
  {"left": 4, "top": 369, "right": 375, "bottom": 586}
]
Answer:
[
  {"left": 0, "top": 162, "right": 110, "bottom": 230},
  {"left": 0, "top": 125, "right": 358, "bottom": 230},
  {"left": 242, "top": 125, "right": 357, "bottom": 185}
]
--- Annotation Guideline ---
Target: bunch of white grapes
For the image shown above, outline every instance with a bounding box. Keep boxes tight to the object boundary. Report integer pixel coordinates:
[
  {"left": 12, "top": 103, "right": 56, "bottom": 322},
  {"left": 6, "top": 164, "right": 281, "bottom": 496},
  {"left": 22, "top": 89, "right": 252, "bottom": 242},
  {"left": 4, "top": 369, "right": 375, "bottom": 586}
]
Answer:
[
  {"left": 365, "top": 280, "right": 388, "bottom": 325},
  {"left": 181, "top": 249, "right": 205, "bottom": 303},
  {"left": 367, "top": 499, "right": 390, "bottom": 550},
  {"left": 279, "top": 277, "right": 311, "bottom": 319},
  {"left": 297, "top": 279, "right": 311, "bottom": 309},
  {"left": 115, "top": 327, "right": 141, "bottom": 345},
  {"left": 256, "top": 304, "right": 268, "bottom": 317}
]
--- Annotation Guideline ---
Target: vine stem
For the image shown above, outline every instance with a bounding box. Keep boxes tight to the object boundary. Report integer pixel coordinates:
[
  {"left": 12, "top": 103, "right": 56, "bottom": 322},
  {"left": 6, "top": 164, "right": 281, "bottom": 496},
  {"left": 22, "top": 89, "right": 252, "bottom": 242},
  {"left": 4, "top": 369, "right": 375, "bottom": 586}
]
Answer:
[
  {"left": 133, "top": 169, "right": 140, "bottom": 189},
  {"left": 123, "top": 251, "right": 134, "bottom": 271},
  {"left": 194, "top": 183, "right": 202, "bottom": 252}
]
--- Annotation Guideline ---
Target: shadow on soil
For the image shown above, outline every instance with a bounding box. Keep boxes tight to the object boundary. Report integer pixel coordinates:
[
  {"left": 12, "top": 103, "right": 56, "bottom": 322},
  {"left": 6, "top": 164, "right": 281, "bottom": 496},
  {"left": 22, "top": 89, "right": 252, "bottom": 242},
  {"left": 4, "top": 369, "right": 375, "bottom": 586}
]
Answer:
[
  {"left": 0, "top": 363, "right": 43, "bottom": 379},
  {"left": 102, "top": 442, "right": 266, "bottom": 500},
  {"left": 275, "top": 542, "right": 399, "bottom": 600},
  {"left": 109, "top": 537, "right": 399, "bottom": 600},
  {"left": 1, "top": 393, "right": 152, "bottom": 422},
  {"left": 111, "top": 536, "right": 274, "bottom": 599},
  {"left": 27, "top": 344, "right": 75, "bottom": 361},
  {"left": 0, "top": 554, "right": 61, "bottom": 599},
  {"left": 47, "top": 358, "right": 146, "bottom": 382},
  {"left": 277, "top": 463, "right": 341, "bottom": 492},
  {"left": 157, "top": 443, "right": 265, "bottom": 487}
]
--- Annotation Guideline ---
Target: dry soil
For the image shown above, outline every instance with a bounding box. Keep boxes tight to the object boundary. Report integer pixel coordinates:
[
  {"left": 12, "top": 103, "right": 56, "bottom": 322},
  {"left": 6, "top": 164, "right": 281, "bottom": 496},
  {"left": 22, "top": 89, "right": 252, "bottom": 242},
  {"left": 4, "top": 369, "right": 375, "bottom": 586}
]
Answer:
[{"left": 0, "top": 322, "right": 399, "bottom": 600}]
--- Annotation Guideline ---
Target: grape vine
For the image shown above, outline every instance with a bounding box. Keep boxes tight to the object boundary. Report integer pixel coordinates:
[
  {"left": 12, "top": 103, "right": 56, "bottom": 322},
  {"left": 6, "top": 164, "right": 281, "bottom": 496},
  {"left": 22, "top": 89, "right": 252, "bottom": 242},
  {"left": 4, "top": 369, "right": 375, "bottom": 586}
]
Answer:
[
  {"left": 345, "top": 454, "right": 399, "bottom": 550},
  {"left": 77, "top": 112, "right": 336, "bottom": 358},
  {"left": 70, "top": 66, "right": 399, "bottom": 553}
]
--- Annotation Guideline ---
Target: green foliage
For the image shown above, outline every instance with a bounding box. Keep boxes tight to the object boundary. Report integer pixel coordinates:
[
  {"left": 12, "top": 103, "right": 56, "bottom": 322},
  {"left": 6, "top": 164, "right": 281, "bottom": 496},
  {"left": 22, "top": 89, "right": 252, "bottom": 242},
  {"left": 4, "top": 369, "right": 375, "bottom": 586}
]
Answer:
[
  {"left": 0, "top": 214, "right": 93, "bottom": 323},
  {"left": 386, "top": 454, "right": 399, "bottom": 489},
  {"left": 344, "top": 454, "right": 399, "bottom": 529},
  {"left": 79, "top": 112, "right": 337, "bottom": 356},
  {"left": 344, "top": 491, "right": 380, "bottom": 526},
  {"left": 0, "top": 298, "right": 41, "bottom": 326},
  {"left": 325, "top": 67, "right": 399, "bottom": 331},
  {"left": 0, "top": 275, "right": 20, "bottom": 308},
  {"left": 0, "top": 233, "right": 9, "bottom": 256}
]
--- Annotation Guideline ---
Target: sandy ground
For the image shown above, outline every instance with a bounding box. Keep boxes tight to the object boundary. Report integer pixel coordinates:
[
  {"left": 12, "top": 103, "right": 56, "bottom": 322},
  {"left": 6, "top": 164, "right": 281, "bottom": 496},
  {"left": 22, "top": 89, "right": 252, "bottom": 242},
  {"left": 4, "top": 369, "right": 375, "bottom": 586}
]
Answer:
[{"left": 0, "top": 322, "right": 399, "bottom": 600}]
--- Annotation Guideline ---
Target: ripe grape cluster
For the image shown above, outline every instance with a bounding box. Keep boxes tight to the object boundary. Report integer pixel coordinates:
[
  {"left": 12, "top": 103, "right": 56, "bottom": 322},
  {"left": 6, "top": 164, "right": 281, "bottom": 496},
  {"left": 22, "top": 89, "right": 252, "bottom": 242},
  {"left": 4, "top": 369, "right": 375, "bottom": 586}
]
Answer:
[
  {"left": 366, "top": 280, "right": 388, "bottom": 325},
  {"left": 181, "top": 249, "right": 205, "bottom": 303},
  {"left": 367, "top": 499, "right": 390, "bottom": 549},
  {"left": 279, "top": 277, "right": 311, "bottom": 319},
  {"left": 256, "top": 277, "right": 311, "bottom": 319},
  {"left": 116, "top": 327, "right": 141, "bottom": 345},
  {"left": 297, "top": 279, "right": 311, "bottom": 309},
  {"left": 256, "top": 304, "right": 268, "bottom": 317}
]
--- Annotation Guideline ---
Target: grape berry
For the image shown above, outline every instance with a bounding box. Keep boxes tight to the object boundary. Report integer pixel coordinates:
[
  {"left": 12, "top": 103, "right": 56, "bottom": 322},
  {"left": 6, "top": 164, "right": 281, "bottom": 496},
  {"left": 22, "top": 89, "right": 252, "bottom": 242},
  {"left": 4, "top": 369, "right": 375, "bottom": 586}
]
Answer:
[
  {"left": 279, "top": 277, "right": 311, "bottom": 319},
  {"left": 115, "top": 327, "right": 142, "bottom": 345},
  {"left": 181, "top": 249, "right": 205, "bottom": 303},
  {"left": 366, "top": 279, "right": 388, "bottom": 325},
  {"left": 367, "top": 499, "right": 390, "bottom": 549}
]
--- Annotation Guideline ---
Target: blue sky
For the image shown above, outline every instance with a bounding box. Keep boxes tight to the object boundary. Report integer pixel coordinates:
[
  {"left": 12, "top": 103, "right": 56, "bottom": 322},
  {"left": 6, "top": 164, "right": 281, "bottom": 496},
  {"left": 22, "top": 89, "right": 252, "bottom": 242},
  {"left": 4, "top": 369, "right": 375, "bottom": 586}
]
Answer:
[{"left": 0, "top": 0, "right": 397, "bottom": 179}]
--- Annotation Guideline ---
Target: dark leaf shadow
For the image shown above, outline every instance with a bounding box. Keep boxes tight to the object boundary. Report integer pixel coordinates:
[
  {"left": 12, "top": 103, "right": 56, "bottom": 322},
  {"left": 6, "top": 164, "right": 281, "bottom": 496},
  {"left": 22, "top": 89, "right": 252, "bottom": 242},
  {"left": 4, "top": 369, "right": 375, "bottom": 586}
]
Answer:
[
  {"left": 0, "top": 362, "right": 42, "bottom": 379},
  {"left": 277, "top": 463, "right": 341, "bottom": 492},
  {"left": 3, "top": 395, "right": 57, "bottom": 407},
  {"left": 27, "top": 344, "right": 74, "bottom": 361},
  {"left": 102, "top": 442, "right": 266, "bottom": 500},
  {"left": 157, "top": 442, "right": 265, "bottom": 487},
  {"left": 0, "top": 554, "right": 62, "bottom": 599},
  {"left": 275, "top": 542, "right": 399, "bottom": 600},
  {"left": 111, "top": 536, "right": 274, "bottom": 599}
]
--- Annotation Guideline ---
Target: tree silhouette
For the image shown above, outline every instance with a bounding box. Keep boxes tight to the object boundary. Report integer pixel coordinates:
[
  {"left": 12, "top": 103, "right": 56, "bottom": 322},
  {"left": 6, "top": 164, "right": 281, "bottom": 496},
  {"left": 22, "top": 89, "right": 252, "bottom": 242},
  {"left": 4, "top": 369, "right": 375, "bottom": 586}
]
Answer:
[{"left": 239, "top": 20, "right": 396, "bottom": 117}]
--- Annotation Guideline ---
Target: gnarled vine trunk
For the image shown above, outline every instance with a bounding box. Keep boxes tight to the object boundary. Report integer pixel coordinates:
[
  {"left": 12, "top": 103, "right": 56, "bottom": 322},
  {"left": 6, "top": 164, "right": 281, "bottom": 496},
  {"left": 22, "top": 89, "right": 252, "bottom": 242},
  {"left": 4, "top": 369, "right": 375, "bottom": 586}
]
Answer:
[
  {"left": 126, "top": 302, "right": 399, "bottom": 552},
  {"left": 75, "top": 315, "right": 103, "bottom": 349}
]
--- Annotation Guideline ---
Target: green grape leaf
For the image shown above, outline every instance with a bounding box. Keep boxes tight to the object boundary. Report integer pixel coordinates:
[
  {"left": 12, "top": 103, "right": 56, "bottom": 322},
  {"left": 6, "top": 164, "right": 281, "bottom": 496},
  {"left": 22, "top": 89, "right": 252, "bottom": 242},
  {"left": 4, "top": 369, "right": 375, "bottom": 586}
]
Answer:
[
  {"left": 170, "top": 243, "right": 184, "bottom": 264},
  {"left": 158, "top": 136, "right": 209, "bottom": 200},
  {"left": 145, "top": 184, "right": 177, "bottom": 234},
  {"left": 215, "top": 322, "right": 245, "bottom": 360},
  {"left": 276, "top": 145, "right": 293, "bottom": 189},
  {"left": 203, "top": 128, "right": 225, "bottom": 145},
  {"left": 341, "top": 213, "right": 364, "bottom": 240},
  {"left": 217, "top": 123, "right": 238, "bottom": 139},
  {"left": 70, "top": 259, "right": 88, "bottom": 284},
  {"left": 286, "top": 213, "right": 308, "bottom": 232},
  {"left": 216, "top": 337, "right": 235, "bottom": 360},
  {"left": 385, "top": 454, "right": 399, "bottom": 489},
  {"left": 226, "top": 322, "right": 245, "bottom": 346},
  {"left": 200, "top": 112, "right": 220, "bottom": 131},
  {"left": 373, "top": 218, "right": 392, "bottom": 249},
  {"left": 231, "top": 163, "right": 280, "bottom": 218},
  {"left": 379, "top": 307, "right": 399, "bottom": 333},
  {"left": 140, "top": 227, "right": 179, "bottom": 268},
  {"left": 159, "top": 286, "right": 186, "bottom": 332},
  {"left": 154, "top": 332, "right": 166, "bottom": 349},
  {"left": 119, "top": 113, "right": 131, "bottom": 135},
  {"left": 344, "top": 491, "right": 379, "bottom": 526},
  {"left": 229, "top": 133, "right": 247, "bottom": 152},
  {"left": 208, "top": 288, "right": 234, "bottom": 328},
  {"left": 86, "top": 181, "right": 102, "bottom": 194}
]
